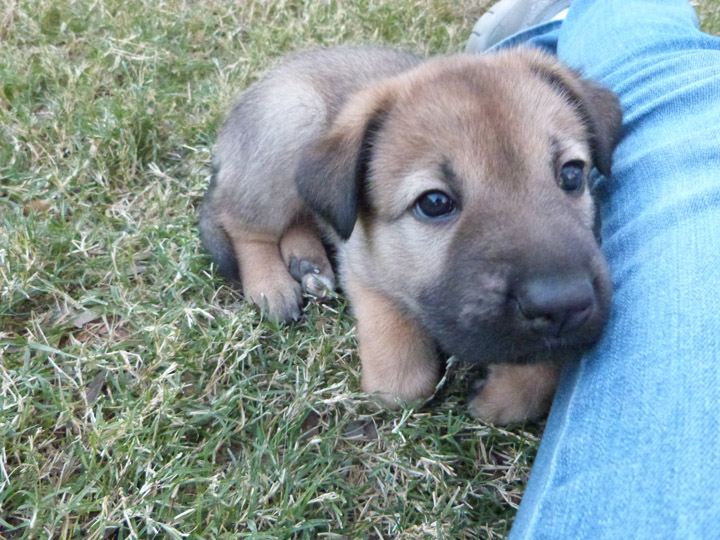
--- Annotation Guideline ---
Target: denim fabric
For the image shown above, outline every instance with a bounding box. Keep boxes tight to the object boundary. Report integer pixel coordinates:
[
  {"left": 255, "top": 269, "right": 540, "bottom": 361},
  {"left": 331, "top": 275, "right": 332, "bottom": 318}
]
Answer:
[
  {"left": 488, "top": 20, "right": 563, "bottom": 54},
  {"left": 490, "top": 1, "right": 720, "bottom": 538}
]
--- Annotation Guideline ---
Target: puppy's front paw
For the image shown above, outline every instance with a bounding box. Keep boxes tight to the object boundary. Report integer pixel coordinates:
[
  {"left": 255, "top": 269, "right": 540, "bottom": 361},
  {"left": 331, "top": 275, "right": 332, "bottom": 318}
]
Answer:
[
  {"left": 362, "top": 363, "right": 439, "bottom": 408},
  {"left": 244, "top": 273, "right": 303, "bottom": 323},
  {"left": 468, "top": 363, "right": 560, "bottom": 425},
  {"left": 344, "top": 276, "right": 440, "bottom": 408}
]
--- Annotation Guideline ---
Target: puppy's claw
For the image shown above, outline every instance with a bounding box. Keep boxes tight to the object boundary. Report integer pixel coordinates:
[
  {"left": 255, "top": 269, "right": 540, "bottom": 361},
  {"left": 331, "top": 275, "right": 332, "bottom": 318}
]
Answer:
[
  {"left": 245, "top": 278, "right": 303, "bottom": 323},
  {"left": 260, "top": 295, "right": 301, "bottom": 322}
]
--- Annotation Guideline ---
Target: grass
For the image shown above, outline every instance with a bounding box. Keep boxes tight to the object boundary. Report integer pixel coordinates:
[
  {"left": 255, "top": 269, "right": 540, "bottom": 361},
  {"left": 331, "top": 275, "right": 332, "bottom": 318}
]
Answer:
[{"left": 1, "top": 1, "right": 718, "bottom": 538}]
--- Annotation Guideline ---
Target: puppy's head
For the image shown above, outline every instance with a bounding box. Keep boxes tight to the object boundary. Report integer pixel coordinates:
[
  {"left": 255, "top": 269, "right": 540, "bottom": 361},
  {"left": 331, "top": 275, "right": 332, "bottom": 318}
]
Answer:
[{"left": 296, "top": 47, "right": 622, "bottom": 364}]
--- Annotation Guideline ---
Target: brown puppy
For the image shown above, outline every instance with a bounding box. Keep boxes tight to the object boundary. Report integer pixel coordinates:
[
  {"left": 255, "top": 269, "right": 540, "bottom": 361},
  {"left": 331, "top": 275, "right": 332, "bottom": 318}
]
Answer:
[{"left": 199, "top": 46, "right": 622, "bottom": 424}]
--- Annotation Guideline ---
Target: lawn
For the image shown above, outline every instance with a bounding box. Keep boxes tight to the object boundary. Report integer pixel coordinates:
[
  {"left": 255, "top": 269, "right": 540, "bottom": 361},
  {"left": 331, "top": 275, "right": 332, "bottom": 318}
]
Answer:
[{"left": 1, "top": 1, "right": 718, "bottom": 538}]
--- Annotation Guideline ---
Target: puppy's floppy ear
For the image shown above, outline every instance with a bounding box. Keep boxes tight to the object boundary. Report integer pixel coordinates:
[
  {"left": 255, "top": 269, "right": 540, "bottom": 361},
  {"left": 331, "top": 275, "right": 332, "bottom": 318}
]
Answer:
[
  {"left": 295, "top": 82, "right": 399, "bottom": 240},
  {"left": 523, "top": 49, "right": 623, "bottom": 176},
  {"left": 569, "top": 77, "right": 623, "bottom": 176}
]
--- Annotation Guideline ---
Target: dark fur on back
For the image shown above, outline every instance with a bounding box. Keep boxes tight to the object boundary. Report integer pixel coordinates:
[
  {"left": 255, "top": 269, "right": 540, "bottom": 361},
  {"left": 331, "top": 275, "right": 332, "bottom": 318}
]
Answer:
[{"left": 199, "top": 171, "right": 238, "bottom": 280}]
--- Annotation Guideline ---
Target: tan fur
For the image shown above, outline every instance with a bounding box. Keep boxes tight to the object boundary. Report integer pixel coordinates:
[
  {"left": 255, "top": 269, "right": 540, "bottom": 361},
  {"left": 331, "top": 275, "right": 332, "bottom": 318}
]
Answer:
[
  {"left": 224, "top": 221, "right": 303, "bottom": 321},
  {"left": 279, "top": 219, "right": 335, "bottom": 297},
  {"left": 200, "top": 46, "right": 622, "bottom": 424},
  {"left": 344, "top": 272, "right": 441, "bottom": 405},
  {"left": 469, "top": 363, "right": 562, "bottom": 425}
]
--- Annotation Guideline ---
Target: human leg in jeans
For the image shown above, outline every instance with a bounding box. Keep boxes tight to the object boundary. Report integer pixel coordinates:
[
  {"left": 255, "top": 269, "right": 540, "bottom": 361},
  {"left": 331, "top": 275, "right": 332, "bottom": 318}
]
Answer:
[{"left": 470, "top": 1, "right": 720, "bottom": 538}]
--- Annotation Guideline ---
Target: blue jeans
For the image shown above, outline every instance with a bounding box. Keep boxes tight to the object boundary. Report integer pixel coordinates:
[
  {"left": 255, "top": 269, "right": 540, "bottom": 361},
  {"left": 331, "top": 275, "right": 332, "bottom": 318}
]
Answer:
[{"left": 476, "top": 1, "right": 720, "bottom": 538}]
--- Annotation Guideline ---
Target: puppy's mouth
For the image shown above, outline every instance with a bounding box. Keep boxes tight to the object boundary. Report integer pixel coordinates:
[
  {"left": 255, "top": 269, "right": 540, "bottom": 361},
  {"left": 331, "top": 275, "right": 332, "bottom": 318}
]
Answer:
[
  {"left": 512, "top": 333, "right": 601, "bottom": 362},
  {"left": 446, "top": 332, "right": 601, "bottom": 366}
]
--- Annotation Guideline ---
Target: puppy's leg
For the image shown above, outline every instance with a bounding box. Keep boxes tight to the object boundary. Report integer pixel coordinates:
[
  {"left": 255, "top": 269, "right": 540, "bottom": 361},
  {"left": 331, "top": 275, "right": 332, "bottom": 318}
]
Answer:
[
  {"left": 279, "top": 219, "right": 335, "bottom": 298},
  {"left": 468, "top": 362, "right": 560, "bottom": 425},
  {"left": 345, "top": 276, "right": 441, "bottom": 406},
  {"left": 220, "top": 213, "right": 303, "bottom": 322}
]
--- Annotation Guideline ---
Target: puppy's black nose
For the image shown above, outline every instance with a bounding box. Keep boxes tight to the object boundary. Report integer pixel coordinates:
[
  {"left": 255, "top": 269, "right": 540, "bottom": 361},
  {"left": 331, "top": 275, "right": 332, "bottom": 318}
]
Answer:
[{"left": 516, "top": 276, "right": 595, "bottom": 336}]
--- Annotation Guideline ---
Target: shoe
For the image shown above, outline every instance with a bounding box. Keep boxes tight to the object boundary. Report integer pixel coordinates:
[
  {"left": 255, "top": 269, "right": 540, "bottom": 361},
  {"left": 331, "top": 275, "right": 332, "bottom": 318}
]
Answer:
[{"left": 466, "top": 0, "right": 572, "bottom": 52}]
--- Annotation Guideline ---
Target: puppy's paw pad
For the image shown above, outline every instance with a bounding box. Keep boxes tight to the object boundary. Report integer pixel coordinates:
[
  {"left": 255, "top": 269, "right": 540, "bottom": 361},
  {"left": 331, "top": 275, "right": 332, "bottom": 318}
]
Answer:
[
  {"left": 288, "top": 256, "right": 335, "bottom": 297},
  {"left": 301, "top": 273, "right": 335, "bottom": 297}
]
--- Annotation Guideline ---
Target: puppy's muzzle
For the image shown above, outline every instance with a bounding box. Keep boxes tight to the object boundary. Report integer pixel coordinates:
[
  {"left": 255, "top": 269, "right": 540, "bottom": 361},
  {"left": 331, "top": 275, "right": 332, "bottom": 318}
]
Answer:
[
  {"left": 418, "top": 226, "right": 611, "bottom": 364},
  {"left": 514, "top": 275, "right": 595, "bottom": 338}
]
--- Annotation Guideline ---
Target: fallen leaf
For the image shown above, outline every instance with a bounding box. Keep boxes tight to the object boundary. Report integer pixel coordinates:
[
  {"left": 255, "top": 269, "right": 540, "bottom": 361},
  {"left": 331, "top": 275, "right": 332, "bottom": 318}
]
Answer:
[
  {"left": 71, "top": 309, "right": 101, "bottom": 328},
  {"left": 23, "top": 199, "right": 52, "bottom": 216},
  {"left": 84, "top": 370, "right": 108, "bottom": 406}
]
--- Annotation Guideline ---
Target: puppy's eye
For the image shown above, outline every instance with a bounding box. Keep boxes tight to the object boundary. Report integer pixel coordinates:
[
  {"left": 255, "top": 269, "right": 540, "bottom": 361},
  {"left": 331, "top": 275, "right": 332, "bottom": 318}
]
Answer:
[
  {"left": 414, "top": 190, "right": 457, "bottom": 219},
  {"left": 559, "top": 161, "right": 586, "bottom": 192}
]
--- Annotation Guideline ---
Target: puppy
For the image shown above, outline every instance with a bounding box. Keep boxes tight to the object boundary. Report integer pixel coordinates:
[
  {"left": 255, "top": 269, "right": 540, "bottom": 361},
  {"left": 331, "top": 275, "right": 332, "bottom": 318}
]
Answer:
[{"left": 199, "top": 46, "right": 622, "bottom": 424}]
